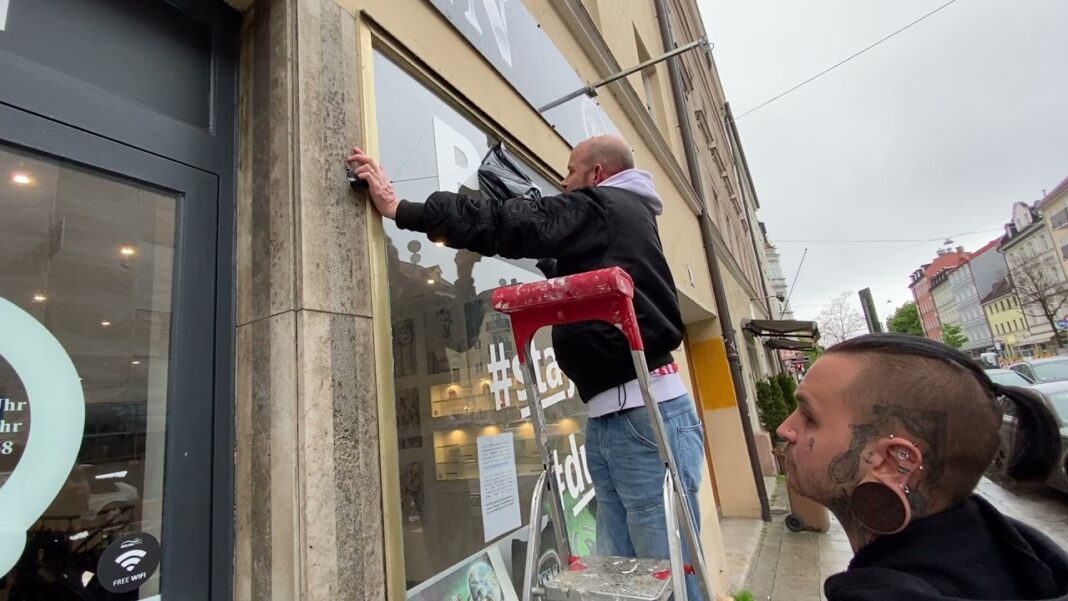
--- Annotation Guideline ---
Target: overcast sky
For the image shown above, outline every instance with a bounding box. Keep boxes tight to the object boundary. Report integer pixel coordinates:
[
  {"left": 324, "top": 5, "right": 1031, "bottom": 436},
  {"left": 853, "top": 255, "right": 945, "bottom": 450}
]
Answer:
[{"left": 698, "top": 0, "right": 1068, "bottom": 326}]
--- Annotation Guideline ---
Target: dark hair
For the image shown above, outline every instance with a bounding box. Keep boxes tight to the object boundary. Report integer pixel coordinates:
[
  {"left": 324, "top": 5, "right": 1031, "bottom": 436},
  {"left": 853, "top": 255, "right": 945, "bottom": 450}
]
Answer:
[{"left": 826, "top": 333, "right": 1059, "bottom": 505}]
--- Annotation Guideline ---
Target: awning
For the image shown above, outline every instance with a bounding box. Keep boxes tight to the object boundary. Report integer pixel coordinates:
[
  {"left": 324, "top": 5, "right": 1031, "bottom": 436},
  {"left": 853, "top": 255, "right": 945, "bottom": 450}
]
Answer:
[
  {"left": 743, "top": 319, "right": 821, "bottom": 342},
  {"left": 762, "top": 337, "right": 817, "bottom": 351}
]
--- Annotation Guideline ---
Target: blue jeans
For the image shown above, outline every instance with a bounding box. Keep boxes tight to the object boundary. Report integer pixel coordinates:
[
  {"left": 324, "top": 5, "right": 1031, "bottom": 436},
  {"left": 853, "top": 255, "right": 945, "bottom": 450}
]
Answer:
[{"left": 585, "top": 394, "right": 705, "bottom": 600}]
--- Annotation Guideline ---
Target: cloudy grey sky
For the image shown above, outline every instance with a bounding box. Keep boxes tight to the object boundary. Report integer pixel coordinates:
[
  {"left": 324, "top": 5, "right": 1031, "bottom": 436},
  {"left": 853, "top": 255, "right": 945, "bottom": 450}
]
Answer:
[{"left": 698, "top": 0, "right": 1068, "bottom": 324}]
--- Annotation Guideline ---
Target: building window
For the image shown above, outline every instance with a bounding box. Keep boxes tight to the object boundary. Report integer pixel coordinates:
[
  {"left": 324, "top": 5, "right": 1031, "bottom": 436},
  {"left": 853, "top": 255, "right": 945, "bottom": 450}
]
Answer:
[
  {"left": 374, "top": 52, "right": 593, "bottom": 592},
  {"left": 1051, "top": 207, "right": 1068, "bottom": 230}
]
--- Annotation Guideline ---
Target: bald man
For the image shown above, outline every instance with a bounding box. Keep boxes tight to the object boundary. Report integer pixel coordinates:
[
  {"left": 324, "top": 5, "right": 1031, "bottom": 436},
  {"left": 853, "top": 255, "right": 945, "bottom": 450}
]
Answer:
[{"left": 348, "top": 136, "right": 703, "bottom": 598}]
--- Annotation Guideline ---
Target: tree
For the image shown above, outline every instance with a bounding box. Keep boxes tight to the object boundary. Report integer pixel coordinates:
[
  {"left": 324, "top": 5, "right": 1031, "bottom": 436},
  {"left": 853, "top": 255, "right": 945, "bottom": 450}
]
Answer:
[
  {"left": 942, "top": 324, "right": 968, "bottom": 349},
  {"left": 816, "top": 291, "right": 867, "bottom": 346},
  {"left": 755, "top": 377, "right": 789, "bottom": 439},
  {"left": 886, "top": 302, "right": 923, "bottom": 336},
  {"left": 775, "top": 372, "right": 798, "bottom": 414},
  {"left": 1009, "top": 252, "right": 1068, "bottom": 347}
]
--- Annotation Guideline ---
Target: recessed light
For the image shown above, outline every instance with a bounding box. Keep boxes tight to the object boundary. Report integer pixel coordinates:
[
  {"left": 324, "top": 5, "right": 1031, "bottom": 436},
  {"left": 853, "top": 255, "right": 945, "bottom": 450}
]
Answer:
[
  {"left": 427, "top": 279, "right": 435, "bottom": 285},
  {"left": 101, "top": 320, "right": 111, "bottom": 327},
  {"left": 119, "top": 245, "right": 137, "bottom": 257},
  {"left": 32, "top": 293, "right": 46, "bottom": 303},
  {"left": 131, "top": 360, "right": 141, "bottom": 365},
  {"left": 11, "top": 172, "right": 33, "bottom": 186}
]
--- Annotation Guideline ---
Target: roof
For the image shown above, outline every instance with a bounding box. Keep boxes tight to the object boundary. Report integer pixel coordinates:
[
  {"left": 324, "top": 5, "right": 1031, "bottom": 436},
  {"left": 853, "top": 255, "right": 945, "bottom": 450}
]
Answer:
[
  {"left": 923, "top": 251, "right": 969, "bottom": 280},
  {"left": 981, "top": 276, "right": 1014, "bottom": 304},
  {"left": 963, "top": 238, "right": 1001, "bottom": 264},
  {"left": 1036, "top": 175, "right": 1068, "bottom": 210}
]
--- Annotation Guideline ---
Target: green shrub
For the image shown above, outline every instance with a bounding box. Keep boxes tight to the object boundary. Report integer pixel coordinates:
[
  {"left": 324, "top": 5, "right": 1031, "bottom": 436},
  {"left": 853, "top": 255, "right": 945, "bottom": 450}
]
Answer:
[
  {"left": 755, "top": 376, "right": 789, "bottom": 439},
  {"left": 775, "top": 372, "right": 798, "bottom": 414}
]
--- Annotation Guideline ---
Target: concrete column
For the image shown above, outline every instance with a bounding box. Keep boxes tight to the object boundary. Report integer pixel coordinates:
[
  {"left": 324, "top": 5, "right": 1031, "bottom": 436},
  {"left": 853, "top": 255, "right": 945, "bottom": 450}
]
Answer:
[{"left": 233, "top": 0, "right": 385, "bottom": 599}]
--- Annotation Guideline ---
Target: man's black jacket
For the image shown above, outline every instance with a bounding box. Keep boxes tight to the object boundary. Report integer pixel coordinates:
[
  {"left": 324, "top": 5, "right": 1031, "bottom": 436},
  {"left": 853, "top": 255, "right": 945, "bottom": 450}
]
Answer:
[
  {"left": 395, "top": 185, "right": 684, "bottom": 401},
  {"left": 826, "top": 495, "right": 1068, "bottom": 600}
]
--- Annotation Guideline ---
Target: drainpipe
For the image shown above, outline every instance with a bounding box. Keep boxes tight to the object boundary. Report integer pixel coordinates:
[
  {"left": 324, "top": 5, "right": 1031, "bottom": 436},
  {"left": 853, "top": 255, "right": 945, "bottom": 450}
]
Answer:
[{"left": 653, "top": 0, "right": 771, "bottom": 521}]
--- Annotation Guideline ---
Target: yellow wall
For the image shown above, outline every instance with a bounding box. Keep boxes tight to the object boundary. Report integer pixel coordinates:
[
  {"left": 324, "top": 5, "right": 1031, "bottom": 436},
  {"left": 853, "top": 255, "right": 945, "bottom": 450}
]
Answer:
[
  {"left": 983, "top": 294, "right": 1028, "bottom": 356},
  {"left": 687, "top": 323, "right": 762, "bottom": 519}
]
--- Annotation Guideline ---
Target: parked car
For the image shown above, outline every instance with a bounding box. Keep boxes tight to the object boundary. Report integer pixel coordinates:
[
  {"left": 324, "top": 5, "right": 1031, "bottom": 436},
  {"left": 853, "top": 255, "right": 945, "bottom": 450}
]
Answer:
[
  {"left": 1008, "top": 357, "right": 1068, "bottom": 383},
  {"left": 985, "top": 368, "right": 1035, "bottom": 387},
  {"left": 993, "top": 383, "right": 1068, "bottom": 495}
]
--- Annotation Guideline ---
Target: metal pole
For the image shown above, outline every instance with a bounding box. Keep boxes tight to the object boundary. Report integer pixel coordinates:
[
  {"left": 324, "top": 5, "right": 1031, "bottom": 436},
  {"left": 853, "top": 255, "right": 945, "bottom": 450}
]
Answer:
[
  {"left": 653, "top": 0, "right": 771, "bottom": 522},
  {"left": 537, "top": 38, "right": 708, "bottom": 113}
]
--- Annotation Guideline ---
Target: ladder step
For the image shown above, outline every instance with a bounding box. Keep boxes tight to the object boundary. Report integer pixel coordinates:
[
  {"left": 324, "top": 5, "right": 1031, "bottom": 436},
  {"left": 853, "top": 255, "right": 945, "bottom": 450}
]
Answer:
[{"left": 541, "top": 556, "right": 674, "bottom": 601}]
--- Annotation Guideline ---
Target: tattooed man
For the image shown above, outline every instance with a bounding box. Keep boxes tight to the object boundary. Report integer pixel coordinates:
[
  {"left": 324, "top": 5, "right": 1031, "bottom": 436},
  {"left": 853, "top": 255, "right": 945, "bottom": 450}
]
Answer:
[{"left": 777, "top": 333, "right": 1068, "bottom": 601}]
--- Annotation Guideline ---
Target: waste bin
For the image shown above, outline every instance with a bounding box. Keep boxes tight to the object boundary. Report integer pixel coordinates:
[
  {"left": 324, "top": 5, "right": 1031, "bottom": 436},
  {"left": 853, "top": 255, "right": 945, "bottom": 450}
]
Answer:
[{"left": 773, "top": 447, "right": 830, "bottom": 533}]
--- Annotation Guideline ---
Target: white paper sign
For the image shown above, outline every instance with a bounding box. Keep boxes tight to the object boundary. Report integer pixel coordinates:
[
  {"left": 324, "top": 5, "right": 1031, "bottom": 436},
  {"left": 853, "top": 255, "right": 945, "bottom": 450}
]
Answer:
[{"left": 477, "top": 432, "right": 521, "bottom": 541}]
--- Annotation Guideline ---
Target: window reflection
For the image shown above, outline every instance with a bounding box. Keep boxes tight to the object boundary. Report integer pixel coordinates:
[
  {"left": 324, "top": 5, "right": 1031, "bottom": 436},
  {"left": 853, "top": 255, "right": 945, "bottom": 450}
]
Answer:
[{"left": 374, "top": 53, "right": 597, "bottom": 595}]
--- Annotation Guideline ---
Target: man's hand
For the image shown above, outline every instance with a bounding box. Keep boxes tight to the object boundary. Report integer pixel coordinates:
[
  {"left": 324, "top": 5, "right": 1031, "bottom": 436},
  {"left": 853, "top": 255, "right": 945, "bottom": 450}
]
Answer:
[{"left": 346, "top": 146, "right": 399, "bottom": 219}]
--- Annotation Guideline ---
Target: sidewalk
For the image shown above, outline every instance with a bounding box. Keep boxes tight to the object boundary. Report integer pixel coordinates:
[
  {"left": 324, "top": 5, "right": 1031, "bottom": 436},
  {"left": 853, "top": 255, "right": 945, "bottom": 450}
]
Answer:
[
  {"left": 721, "top": 477, "right": 848, "bottom": 601},
  {"left": 720, "top": 477, "right": 1067, "bottom": 600}
]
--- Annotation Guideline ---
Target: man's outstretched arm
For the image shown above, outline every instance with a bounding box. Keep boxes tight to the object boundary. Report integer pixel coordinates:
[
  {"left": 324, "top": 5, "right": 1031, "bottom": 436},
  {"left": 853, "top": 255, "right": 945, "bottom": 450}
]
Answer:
[{"left": 346, "top": 146, "right": 605, "bottom": 261}]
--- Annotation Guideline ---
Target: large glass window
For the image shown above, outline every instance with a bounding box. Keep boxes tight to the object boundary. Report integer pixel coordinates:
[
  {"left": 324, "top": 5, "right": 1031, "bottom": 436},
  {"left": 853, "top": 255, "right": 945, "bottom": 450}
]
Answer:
[
  {"left": 0, "top": 144, "right": 175, "bottom": 598},
  {"left": 374, "top": 52, "right": 596, "bottom": 598}
]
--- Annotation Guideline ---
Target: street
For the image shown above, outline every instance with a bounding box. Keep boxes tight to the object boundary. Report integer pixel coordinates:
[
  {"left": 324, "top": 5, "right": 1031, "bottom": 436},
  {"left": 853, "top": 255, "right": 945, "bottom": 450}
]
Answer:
[{"left": 977, "top": 478, "right": 1068, "bottom": 550}]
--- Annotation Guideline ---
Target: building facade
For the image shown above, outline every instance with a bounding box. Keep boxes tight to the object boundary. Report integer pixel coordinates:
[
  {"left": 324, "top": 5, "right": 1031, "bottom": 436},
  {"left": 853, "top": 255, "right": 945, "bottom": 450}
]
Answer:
[
  {"left": 1000, "top": 201, "right": 1066, "bottom": 352},
  {"left": 763, "top": 241, "right": 794, "bottom": 320},
  {"left": 950, "top": 239, "right": 1006, "bottom": 354},
  {"left": 982, "top": 276, "right": 1032, "bottom": 360},
  {"left": 931, "top": 268, "right": 961, "bottom": 342},
  {"left": 1038, "top": 175, "right": 1068, "bottom": 288},
  {"left": 909, "top": 248, "right": 969, "bottom": 341},
  {"left": 0, "top": 0, "right": 782, "bottom": 599}
]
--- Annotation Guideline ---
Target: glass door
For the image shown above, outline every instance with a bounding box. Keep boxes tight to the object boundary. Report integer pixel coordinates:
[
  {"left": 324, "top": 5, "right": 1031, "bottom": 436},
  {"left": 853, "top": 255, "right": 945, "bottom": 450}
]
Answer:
[{"left": 0, "top": 103, "right": 218, "bottom": 599}]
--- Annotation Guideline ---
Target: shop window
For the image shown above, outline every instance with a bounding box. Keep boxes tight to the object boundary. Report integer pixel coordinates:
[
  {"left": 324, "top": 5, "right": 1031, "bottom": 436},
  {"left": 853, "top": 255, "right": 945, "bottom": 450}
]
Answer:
[
  {"left": 0, "top": 145, "right": 175, "bottom": 597},
  {"left": 374, "top": 52, "right": 596, "bottom": 597}
]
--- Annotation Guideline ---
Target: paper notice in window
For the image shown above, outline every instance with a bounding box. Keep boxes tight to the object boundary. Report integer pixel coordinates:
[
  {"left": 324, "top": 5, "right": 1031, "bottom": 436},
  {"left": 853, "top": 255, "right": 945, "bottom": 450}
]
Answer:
[{"left": 477, "top": 432, "right": 522, "bottom": 541}]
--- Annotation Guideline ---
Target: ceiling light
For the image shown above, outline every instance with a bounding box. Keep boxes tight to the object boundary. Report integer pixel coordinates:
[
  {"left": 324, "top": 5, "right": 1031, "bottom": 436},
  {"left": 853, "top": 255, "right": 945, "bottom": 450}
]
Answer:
[
  {"left": 101, "top": 320, "right": 111, "bottom": 327},
  {"left": 119, "top": 245, "right": 137, "bottom": 257},
  {"left": 11, "top": 172, "right": 33, "bottom": 186},
  {"left": 32, "top": 293, "right": 46, "bottom": 303},
  {"left": 434, "top": 242, "right": 445, "bottom": 247},
  {"left": 131, "top": 360, "right": 141, "bottom": 365},
  {"left": 427, "top": 279, "right": 436, "bottom": 285}
]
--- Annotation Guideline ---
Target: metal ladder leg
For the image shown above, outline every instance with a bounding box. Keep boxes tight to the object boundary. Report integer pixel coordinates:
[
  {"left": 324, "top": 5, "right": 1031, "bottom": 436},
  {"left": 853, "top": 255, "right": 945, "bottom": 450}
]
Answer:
[
  {"left": 520, "top": 340, "right": 572, "bottom": 563},
  {"left": 522, "top": 470, "right": 548, "bottom": 601},
  {"left": 633, "top": 352, "right": 714, "bottom": 600},
  {"left": 663, "top": 471, "right": 687, "bottom": 601}
]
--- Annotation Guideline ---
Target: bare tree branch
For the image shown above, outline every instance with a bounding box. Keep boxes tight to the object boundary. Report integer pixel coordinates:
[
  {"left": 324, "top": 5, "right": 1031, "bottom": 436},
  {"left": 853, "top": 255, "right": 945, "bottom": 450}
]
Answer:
[
  {"left": 817, "top": 291, "right": 867, "bottom": 347},
  {"left": 1007, "top": 250, "right": 1068, "bottom": 346}
]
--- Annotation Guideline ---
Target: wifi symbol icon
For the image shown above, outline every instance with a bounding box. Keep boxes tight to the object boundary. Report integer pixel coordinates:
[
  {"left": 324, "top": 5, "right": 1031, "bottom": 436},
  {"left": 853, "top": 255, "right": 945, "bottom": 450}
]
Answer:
[{"left": 115, "top": 549, "right": 148, "bottom": 572}]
